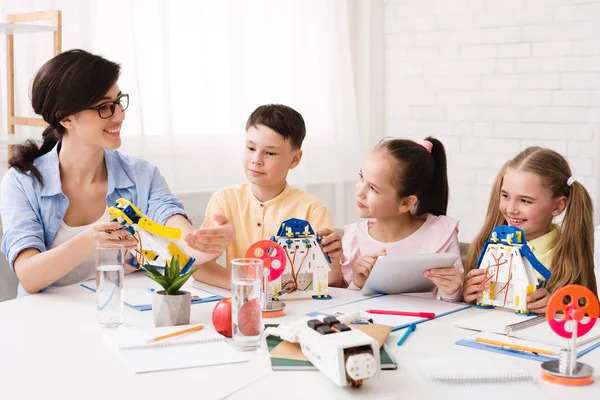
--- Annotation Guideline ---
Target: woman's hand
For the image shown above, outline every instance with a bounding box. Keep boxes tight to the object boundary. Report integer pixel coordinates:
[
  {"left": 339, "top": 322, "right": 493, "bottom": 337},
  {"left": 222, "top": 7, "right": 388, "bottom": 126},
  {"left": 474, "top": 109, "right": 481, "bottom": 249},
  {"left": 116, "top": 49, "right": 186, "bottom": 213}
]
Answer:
[
  {"left": 527, "top": 288, "right": 550, "bottom": 314},
  {"left": 424, "top": 267, "right": 463, "bottom": 296},
  {"left": 184, "top": 214, "right": 235, "bottom": 254},
  {"left": 86, "top": 221, "right": 137, "bottom": 249},
  {"left": 462, "top": 268, "right": 486, "bottom": 304},
  {"left": 351, "top": 249, "right": 386, "bottom": 289}
]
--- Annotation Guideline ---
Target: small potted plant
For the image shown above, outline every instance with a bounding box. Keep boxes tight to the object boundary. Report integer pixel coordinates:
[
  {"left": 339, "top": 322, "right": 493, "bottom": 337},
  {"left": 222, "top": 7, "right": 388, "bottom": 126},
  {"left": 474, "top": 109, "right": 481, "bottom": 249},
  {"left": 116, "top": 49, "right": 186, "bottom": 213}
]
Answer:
[{"left": 144, "top": 257, "right": 198, "bottom": 327}]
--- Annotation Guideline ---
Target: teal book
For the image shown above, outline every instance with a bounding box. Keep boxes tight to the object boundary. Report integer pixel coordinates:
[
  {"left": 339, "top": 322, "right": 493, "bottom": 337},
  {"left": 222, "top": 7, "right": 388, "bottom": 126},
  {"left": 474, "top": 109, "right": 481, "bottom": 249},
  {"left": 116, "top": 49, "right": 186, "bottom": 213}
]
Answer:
[{"left": 265, "top": 324, "right": 398, "bottom": 371}]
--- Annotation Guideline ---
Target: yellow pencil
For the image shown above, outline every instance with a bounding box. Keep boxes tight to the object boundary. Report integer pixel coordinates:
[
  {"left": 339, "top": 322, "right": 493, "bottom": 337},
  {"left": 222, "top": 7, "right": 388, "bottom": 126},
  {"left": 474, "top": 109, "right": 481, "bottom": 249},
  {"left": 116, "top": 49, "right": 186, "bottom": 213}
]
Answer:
[
  {"left": 147, "top": 324, "right": 204, "bottom": 343},
  {"left": 475, "top": 337, "right": 555, "bottom": 356}
]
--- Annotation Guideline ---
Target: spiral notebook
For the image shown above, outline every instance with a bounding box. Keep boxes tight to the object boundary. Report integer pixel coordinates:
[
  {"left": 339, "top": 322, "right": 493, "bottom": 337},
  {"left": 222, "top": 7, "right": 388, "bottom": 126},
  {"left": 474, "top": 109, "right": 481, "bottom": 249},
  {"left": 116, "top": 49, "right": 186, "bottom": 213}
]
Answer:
[
  {"left": 103, "top": 325, "right": 247, "bottom": 373},
  {"left": 505, "top": 315, "right": 546, "bottom": 335},
  {"left": 417, "top": 356, "right": 533, "bottom": 385},
  {"left": 454, "top": 309, "right": 545, "bottom": 335},
  {"left": 455, "top": 309, "right": 600, "bottom": 348},
  {"left": 416, "top": 356, "right": 545, "bottom": 396}
]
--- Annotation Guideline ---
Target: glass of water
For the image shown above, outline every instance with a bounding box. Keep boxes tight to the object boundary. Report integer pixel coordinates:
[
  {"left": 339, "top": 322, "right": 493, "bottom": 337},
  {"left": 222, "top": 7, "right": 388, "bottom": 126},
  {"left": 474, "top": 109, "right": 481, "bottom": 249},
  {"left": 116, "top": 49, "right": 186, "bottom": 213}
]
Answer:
[
  {"left": 96, "top": 245, "right": 125, "bottom": 327},
  {"left": 231, "top": 258, "right": 263, "bottom": 351}
]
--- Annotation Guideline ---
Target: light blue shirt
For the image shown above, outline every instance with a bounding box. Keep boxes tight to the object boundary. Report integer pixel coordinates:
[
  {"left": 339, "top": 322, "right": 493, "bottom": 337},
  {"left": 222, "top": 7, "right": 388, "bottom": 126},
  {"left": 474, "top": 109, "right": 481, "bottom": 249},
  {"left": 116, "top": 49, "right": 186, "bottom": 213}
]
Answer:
[{"left": 0, "top": 142, "right": 189, "bottom": 296}]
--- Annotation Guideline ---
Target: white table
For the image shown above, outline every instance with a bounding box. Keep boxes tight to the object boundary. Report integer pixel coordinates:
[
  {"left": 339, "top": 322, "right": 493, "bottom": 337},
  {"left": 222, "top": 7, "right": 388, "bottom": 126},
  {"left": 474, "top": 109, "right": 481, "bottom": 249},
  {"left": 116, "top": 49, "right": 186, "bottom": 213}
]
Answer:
[{"left": 1, "top": 274, "right": 598, "bottom": 400}]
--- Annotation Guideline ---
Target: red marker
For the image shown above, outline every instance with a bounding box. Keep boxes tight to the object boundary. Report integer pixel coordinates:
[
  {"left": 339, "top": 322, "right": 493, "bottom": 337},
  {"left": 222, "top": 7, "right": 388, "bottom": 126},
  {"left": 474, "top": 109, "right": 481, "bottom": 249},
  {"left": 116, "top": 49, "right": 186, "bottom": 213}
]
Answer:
[{"left": 365, "top": 309, "right": 436, "bottom": 319}]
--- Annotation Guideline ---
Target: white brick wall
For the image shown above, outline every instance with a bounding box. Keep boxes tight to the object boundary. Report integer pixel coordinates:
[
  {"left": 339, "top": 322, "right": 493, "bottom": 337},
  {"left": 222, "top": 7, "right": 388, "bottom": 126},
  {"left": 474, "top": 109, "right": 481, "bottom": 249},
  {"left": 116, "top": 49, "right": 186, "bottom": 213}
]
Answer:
[{"left": 385, "top": 0, "right": 600, "bottom": 242}]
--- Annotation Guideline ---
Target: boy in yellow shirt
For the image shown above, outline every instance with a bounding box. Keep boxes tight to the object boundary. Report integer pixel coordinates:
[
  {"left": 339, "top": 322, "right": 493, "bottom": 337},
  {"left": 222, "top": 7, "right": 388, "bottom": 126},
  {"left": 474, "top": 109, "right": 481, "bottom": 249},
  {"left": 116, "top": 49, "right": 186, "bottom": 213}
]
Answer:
[{"left": 192, "top": 104, "right": 343, "bottom": 289}]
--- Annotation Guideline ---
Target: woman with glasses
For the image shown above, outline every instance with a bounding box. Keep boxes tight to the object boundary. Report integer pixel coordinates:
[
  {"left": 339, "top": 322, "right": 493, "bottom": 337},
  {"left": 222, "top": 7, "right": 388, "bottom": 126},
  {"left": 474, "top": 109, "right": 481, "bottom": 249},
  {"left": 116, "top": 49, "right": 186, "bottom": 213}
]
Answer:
[{"left": 0, "top": 49, "right": 234, "bottom": 297}]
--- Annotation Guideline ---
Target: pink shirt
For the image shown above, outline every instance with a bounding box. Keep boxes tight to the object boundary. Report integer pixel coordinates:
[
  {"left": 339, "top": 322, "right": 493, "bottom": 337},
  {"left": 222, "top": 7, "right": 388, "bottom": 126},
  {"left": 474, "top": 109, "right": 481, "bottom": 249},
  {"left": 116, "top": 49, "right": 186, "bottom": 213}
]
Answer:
[{"left": 341, "top": 214, "right": 463, "bottom": 301}]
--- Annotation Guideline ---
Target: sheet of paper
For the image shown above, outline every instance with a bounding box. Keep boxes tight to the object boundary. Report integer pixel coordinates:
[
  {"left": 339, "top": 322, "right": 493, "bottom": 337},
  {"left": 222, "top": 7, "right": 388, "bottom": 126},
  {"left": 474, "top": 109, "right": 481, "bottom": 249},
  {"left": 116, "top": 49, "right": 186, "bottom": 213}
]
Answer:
[
  {"left": 509, "top": 319, "right": 600, "bottom": 348},
  {"left": 103, "top": 325, "right": 247, "bottom": 374},
  {"left": 454, "top": 308, "right": 542, "bottom": 334},
  {"left": 417, "top": 355, "right": 532, "bottom": 383},
  {"left": 454, "top": 308, "right": 600, "bottom": 348}
]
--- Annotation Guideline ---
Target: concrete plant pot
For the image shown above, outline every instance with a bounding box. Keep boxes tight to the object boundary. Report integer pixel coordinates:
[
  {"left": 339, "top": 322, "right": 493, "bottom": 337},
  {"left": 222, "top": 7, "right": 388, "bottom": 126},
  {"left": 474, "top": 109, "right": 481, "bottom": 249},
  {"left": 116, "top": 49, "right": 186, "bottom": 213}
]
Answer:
[{"left": 152, "top": 290, "right": 191, "bottom": 327}]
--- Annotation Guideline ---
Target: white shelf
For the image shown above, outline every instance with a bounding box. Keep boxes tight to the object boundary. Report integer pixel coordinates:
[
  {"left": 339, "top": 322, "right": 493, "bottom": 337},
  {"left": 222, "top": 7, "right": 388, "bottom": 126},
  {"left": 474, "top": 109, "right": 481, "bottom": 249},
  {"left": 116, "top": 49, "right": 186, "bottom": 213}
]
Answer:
[
  {"left": 0, "top": 22, "right": 57, "bottom": 34},
  {"left": 0, "top": 132, "right": 43, "bottom": 146}
]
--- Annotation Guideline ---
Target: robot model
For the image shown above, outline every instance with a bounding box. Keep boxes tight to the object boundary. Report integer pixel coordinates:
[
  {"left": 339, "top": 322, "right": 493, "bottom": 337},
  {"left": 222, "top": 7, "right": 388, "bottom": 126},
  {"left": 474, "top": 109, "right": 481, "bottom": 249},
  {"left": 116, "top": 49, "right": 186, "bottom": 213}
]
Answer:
[
  {"left": 246, "top": 218, "right": 331, "bottom": 300},
  {"left": 265, "top": 313, "right": 381, "bottom": 388},
  {"left": 476, "top": 225, "right": 551, "bottom": 314},
  {"left": 107, "top": 198, "right": 195, "bottom": 273}
]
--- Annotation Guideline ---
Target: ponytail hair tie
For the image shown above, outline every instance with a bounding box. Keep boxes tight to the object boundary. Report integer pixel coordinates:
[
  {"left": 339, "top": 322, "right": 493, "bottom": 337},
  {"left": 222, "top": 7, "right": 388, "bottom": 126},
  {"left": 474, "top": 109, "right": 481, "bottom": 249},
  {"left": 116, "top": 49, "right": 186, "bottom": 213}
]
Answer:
[
  {"left": 421, "top": 140, "right": 433, "bottom": 153},
  {"left": 567, "top": 176, "right": 577, "bottom": 187}
]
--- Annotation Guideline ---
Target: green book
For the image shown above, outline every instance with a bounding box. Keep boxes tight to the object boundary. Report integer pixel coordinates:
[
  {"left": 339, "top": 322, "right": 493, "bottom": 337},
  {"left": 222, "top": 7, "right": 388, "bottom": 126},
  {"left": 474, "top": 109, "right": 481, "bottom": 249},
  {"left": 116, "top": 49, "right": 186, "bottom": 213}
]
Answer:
[{"left": 265, "top": 325, "right": 398, "bottom": 371}]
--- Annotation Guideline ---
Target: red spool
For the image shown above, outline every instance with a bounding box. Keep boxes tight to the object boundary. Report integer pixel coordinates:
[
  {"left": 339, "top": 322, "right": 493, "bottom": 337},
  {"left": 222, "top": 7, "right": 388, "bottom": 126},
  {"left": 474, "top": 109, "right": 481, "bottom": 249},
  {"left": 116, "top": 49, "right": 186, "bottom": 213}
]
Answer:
[
  {"left": 546, "top": 285, "right": 599, "bottom": 339},
  {"left": 245, "top": 240, "right": 287, "bottom": 282}
]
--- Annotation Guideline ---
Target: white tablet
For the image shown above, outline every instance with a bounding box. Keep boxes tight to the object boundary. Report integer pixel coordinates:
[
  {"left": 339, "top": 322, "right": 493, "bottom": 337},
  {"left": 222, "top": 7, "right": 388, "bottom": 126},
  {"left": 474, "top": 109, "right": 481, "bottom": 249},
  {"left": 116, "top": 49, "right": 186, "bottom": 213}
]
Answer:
[{"left": 361, "top": 253, "right": 458, "bottom": 296}]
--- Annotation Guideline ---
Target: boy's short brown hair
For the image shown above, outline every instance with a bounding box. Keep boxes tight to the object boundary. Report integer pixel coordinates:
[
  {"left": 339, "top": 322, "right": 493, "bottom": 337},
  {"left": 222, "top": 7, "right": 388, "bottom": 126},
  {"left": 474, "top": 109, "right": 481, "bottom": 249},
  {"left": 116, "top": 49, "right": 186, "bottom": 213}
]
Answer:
[{"left": 246, "top": 104, "right": 306, "bottom": 149}]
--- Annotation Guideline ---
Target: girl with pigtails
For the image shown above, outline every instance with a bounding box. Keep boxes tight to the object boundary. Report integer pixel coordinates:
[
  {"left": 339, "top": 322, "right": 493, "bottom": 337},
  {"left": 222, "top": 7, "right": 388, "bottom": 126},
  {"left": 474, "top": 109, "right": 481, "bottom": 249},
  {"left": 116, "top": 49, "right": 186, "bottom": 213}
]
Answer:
[{"left": 463, "top": 147, "right": 598, "bottom": 313}]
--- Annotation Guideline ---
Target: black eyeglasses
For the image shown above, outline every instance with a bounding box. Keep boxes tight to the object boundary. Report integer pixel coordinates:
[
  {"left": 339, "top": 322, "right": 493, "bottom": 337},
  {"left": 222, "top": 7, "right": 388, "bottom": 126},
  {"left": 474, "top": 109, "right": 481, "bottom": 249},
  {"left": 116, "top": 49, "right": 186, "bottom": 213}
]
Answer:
[{"left": 86, "top": 94, "right": 129, "bottom": 119}]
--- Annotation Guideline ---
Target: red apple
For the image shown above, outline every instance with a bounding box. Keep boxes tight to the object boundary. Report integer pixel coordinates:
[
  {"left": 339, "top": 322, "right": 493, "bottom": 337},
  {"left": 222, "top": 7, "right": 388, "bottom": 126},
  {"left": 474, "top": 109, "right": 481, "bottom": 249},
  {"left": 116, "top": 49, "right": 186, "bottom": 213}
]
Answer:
[
  {"left": 238, "top": 298, "right": 261, "bottom": 336},
  {"left": 212, "top": 298, "right": 233, "bottom": 338}
]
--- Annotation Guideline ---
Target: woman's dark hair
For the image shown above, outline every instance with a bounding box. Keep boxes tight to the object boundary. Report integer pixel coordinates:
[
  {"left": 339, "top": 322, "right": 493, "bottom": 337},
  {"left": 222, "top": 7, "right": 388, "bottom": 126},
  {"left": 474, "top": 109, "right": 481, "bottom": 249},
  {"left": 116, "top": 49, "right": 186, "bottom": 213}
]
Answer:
[
  {"left": 375, "top": 136, "right": 449, "bottom": 216},
  {"left": 9, "top": 49, "right": 121, "bottom": 184}
]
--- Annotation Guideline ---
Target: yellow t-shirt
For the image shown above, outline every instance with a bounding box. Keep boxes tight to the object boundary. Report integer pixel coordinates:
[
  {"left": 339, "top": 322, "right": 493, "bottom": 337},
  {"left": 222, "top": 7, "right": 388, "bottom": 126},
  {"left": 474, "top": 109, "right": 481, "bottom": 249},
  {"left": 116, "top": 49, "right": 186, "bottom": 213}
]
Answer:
[
  {"left": 528, "top": 225, "right": 560, "bottom": 277},
  {"left": 203, "top": 183, "right": 334, "bottom": 268}
]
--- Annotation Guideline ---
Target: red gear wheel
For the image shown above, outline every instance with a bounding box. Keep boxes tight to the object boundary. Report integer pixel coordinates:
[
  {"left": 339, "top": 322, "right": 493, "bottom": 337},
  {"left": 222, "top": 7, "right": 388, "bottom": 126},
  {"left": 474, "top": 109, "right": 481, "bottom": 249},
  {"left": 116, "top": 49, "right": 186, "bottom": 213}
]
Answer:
[
  {"left": 547, "top": 285, "right": 599, "bottom": 339},
  {"left": 245, "top": 240, "right": 287, "bottom": 282}
]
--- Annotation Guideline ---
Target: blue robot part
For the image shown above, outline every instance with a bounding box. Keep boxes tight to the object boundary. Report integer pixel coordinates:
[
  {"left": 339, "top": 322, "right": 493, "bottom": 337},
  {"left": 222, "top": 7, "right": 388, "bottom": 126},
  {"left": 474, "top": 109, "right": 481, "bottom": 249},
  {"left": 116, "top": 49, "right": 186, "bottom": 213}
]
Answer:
[
  {"left": 274, "top": 218, "right": 332, "bottom": 263},
  {"left": 476, "top": 225, "right": 551, "bottom": 281},
  {"left": 275, "top": 218, "right": 316, "bottom": 237}
]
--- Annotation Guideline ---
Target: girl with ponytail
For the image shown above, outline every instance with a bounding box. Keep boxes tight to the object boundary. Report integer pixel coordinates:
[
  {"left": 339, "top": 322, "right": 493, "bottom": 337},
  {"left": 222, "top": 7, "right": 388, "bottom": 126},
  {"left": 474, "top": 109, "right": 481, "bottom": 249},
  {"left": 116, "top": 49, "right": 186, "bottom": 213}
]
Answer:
[
  {"left": 339, "top": 137, "right": 464, "bottom": 301},
  {"left": 1, "top": 49, "right": 233, "bottom": 297},
  {"left": 463, "top": 147, "right": 597, "bottom": 313}
]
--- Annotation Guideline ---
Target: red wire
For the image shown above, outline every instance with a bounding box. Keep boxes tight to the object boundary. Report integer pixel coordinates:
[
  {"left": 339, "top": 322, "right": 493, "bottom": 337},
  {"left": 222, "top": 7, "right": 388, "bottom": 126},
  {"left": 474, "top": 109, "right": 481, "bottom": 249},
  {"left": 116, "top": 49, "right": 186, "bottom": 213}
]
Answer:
[{"left": 498, "top": 254, "right": 514, "bottom": 307}]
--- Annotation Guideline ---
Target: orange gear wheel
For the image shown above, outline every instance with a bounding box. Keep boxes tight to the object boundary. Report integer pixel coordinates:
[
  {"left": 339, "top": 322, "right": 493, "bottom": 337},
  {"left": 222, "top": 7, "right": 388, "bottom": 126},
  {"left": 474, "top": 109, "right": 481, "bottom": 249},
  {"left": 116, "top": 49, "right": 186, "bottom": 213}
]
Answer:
[
  {"left": 245, "top": 240, "right": 287, "bottom": 282},
  {"left": 547, "top": 285, "right": 599, "bottom": 339}
]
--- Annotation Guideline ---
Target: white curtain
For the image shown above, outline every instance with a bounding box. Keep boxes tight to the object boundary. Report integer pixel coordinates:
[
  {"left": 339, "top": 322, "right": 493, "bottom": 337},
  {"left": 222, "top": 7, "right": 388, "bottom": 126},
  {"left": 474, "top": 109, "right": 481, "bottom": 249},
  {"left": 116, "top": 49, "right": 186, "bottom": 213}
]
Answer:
[{"left": 0, "top": 0, "right": 364, "bottom": 196}]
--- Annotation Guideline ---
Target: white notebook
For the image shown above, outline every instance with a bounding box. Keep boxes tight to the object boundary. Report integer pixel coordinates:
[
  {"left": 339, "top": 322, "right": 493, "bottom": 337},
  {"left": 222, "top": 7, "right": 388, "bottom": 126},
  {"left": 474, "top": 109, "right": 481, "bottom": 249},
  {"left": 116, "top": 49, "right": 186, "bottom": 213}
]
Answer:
[
  {"left": 454, "top": 309, "right": 544, "bottom": 335},
  {"left": 103, "top": 325, "right": 247, "bottom": 373},
  {"left": 417, "top": 356, "right": 533, "bottom": 385},
  {"left": 416, "top": 356, "right": 545, "bottom": 397},
  {"left": 508, "top": 319, "right": 600, "bottom": 348},
  {"left": 455, "top": 309, "right": 600, "bottom": 348}
]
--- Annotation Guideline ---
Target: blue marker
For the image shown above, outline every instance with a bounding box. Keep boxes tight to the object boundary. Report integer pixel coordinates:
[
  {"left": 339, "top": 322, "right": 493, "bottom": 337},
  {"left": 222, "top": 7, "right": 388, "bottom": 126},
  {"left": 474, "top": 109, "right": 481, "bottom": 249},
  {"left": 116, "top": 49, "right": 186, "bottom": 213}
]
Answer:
[
  {"left": 397, "top": 323, "right": 417, "bottom": 346},
  {"left": 316, "top": 234, "right": 332, "bottom": 263}
]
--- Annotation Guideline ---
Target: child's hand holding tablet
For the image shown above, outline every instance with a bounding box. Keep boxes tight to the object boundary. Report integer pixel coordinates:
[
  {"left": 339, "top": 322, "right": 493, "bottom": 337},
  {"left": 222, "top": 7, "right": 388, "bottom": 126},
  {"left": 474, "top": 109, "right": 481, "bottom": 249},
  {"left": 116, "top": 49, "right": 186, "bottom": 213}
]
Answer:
[{"left": 423, "top": 266, "right": 463, "bottom": 297}]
